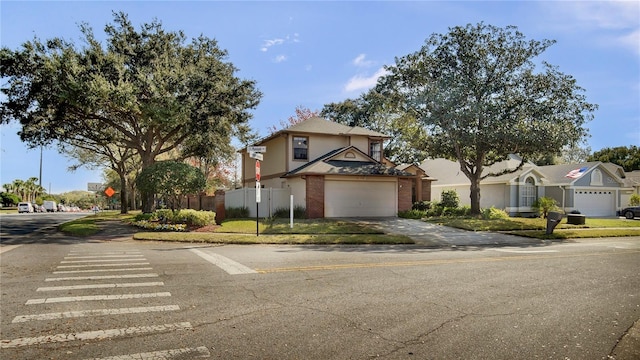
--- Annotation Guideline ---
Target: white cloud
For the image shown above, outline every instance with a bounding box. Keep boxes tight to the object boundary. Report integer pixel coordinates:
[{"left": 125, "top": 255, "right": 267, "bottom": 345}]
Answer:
[
  {"left": 260, "top": 33, "right": 300, "bottom": 52},
  {"left": 352, "top": 53, "right": 374, "bottom": 67},
  {"left": 618, "top": 28, "right": 640, "bottom": 56},
  {"left": 273, "top": 55, "right": 287, "bottom": 63},
  {"left": 567, "top": 1, "right": 639, "bottom": 30},
  {"left": 548, "top": 1, "right": 640, "bottom": 55},
  {"left": 261, "top": 38, "right": 285, "bottom": 52},
  {"left": 344, "top": 67, "right": 389, "bottom": 93}
]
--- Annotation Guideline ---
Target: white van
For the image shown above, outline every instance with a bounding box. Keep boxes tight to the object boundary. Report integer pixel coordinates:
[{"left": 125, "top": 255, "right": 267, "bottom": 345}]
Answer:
[{"left": 18, "top": 202, "right": 34, "bottom": 213}]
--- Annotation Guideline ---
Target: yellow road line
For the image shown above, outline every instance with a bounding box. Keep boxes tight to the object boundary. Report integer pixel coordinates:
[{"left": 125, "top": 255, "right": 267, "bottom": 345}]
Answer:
[{"left": 256, "top": 249, "right": 640, "bottom": 273}]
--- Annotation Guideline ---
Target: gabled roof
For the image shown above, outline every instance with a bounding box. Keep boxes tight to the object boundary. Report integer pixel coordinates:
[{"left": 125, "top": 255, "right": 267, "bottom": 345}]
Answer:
[
  {"left": 537, "top": 162, "right": 625, "bottom": 185},
  {"left": 248, "top": 117, "right": 390, "bottom": 148},
  {"left": 419, "top": 157, "right": 537, "bottom": 185},
  {"left": 623, "top": 170, "right": 640, "bottom": 188},
  {"left": 286, "top": 117, "right": 389, "bottom": 138},
  {"left": 421, "top": 156, "right": 628, "bottom": 187},
  {"left": 283, "top": 146, "right": 413, "bottom": 178}
]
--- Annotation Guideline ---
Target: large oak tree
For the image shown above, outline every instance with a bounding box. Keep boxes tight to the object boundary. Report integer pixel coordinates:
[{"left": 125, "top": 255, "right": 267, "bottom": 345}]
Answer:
[
  {"left": 1, "top": 12, "right": 261, "bottom": 212},
  {"left": 377, "top": 23, "right": 597, "bottom": 214}
]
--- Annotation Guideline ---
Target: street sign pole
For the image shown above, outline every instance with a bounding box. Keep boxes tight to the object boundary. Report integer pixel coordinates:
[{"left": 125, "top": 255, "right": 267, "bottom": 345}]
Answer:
[{"left": 255, "top": 160, "right": 261, "bottom": 237}]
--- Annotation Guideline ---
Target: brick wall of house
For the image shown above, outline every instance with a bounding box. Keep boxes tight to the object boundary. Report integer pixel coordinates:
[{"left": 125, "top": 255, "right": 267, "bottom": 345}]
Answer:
[
  {"left": 306, "top": 175, "right": 325, "bottom": 218},
  {"left": 421, "top": 180, "right": 432, "bottom": 201},
  {"left": 398, "top": 178, "right": 413, "bottom": 212}
]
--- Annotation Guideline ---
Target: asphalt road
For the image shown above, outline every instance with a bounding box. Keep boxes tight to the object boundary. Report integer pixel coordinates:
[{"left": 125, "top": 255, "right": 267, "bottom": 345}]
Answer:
[
  {"left": 0, "top": 212, "right": 89, "bottom": 244},
  {"left": 1, "top": 234, "right": 639, "bottom": 359}
]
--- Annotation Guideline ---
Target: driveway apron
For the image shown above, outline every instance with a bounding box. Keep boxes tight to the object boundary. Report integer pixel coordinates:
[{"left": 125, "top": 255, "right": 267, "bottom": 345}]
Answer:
[{"left": 349, "top": 217, "right": 545, "bottom": 248}]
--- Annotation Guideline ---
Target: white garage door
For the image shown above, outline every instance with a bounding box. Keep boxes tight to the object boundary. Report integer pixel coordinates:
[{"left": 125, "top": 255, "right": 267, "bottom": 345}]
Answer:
[
  {"left": 325, "top": 180, "right": 397, "bottom": 217},
  {"left": 574, "top": 190, "right": 615, "bottom": 217}
]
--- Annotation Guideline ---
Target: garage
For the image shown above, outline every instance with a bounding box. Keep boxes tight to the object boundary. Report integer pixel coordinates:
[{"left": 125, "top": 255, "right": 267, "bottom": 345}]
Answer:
[
  {"left": 325, "top": 179, "right": 397, "bottom": 217},
  {"left": 573, "top": 189, "right": 615, "bottom": 217}
]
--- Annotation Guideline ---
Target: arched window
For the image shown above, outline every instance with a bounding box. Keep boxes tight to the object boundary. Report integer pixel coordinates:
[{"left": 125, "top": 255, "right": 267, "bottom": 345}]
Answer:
[
  {"left": 521, "top": 177, "right": 536, "bottom": 207},
  {"left": 591, "top": 169, "right": 603, "bottom": 186}
]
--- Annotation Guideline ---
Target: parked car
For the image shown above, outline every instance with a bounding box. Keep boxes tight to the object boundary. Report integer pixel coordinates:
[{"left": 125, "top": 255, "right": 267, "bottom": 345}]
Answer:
[
  {"left": 43, "top": 200, "right": 57, "bottom": 212},
  {"left": 618, "top": 206, "right": 640, "bottom": 219},
  {"left": 17, "top": 202, "right": 34, "bottom": 213}
]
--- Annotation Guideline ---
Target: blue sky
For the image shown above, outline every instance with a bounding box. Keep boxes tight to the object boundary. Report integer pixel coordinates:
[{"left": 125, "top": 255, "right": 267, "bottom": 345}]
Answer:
[{"left": 1, "top": 1, "right": 639, "bottom": 193}]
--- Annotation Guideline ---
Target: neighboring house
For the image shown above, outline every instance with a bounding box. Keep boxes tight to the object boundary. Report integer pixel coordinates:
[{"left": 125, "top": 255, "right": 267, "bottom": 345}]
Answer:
[
  {"left": 236, "top": 117, "right": 425, "bottom": 218},
  {"left": 622, "top": 170, "right": 640, "bottom": 203},
  {"left": 421, "top": 156, "right": 632, "bottom": 217}
]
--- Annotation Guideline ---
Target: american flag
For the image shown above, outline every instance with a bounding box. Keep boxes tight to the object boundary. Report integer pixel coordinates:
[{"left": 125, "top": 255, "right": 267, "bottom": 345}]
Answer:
[{"left": 565, "top": 167, "right": 588, "bottom": 179}]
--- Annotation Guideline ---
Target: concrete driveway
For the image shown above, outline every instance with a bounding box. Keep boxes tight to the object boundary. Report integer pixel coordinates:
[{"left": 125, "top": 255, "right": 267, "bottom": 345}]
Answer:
[{"left": 348, "top": 217, "right": 547, "bottom": 248}]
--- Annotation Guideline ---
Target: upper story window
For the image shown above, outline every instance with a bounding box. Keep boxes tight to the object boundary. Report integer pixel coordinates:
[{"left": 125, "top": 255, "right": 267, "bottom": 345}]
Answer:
[
  {"left": 590, "top": 169, "right": 603, "bottom": 186},
  {"left": 370, "top": 140, "right": 382, "bottom": 162},
  {"left": 521, "top": 177, "right": 536, "bottom": 207},
  {"left": 293, "top": 136, "right": 308, "bottom": 160}
]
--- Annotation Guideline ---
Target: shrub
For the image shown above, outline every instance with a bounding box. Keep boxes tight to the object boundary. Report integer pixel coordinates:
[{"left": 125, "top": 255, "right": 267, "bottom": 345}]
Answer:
[
  {"left": 398, "top": 209, "right": 427, "bottom": 219},
  {"left": 532, "top": 196, "right": 559, "bottom": 218},
  {"left": 138, "top": 209, "right": 216, "bottom": 227},
  {"left": 440, "top": 190, "right": 460, "bottom": 208},
  {"left": 412, "top": 201, "right": 431, "bottom": 211},
  {"left": 272, "top": 206, "right": 307, "bottom": 219},
  {"left": 225, "top": 206, "right": 249, "bottom": 218},
  {"left": 175, "top": 209, "right": 216, "bottom": 226},
  {"left": 134, "top": 213, "right": 154, "bottom": 222},
  {"left": 426, "top": 203, "right": 444, "bottom": 217},
  {"left": 452, "top": 205, "right": 471, "bottom": 216},
  {"left": 482, "top": 207, "right": 510, "bottom": 220},
  {"left": 630, "top": 194, "right": 640, "bottom": 206}
]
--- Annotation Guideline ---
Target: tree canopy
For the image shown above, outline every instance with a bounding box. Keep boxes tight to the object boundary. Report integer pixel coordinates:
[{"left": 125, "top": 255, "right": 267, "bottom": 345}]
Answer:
[
  {"left": 588, "top": 145, "right": 640, "bottom": 172},
  {"left": 136, "top": 161, "right": 206, "bottom": 211},
  {"left": 1, "top": 12, "right": 261, "bottom": 212},
  {"left": 375, "top": 23, "right": 596, "bottom": 214}
]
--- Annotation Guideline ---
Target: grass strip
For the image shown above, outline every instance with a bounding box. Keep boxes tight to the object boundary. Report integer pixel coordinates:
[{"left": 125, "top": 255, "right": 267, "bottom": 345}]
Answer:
[{"left": 133, "top": 232, "right": 413, "bottom": 245}]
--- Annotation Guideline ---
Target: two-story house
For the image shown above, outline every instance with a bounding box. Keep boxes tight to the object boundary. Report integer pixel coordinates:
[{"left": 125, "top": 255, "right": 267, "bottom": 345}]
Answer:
[{"left": 239, "top": 117, "right": 423, "bottom": 218}]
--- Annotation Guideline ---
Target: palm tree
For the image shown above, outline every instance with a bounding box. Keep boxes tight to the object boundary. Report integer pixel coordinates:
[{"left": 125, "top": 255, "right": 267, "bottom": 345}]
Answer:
[
  {"left": 24, "top": 177, "right": 42, "bottom": 202},
  {"left": 11, "top": 179, "right": 25, "bottom": 201}
]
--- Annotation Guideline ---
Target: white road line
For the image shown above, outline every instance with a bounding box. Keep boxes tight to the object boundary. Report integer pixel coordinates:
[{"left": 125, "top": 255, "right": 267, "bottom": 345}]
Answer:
[
  {"left": 493, "top": 249, "right": 559, "bottom": 254},
  {"left": 12, "top": 305, "right": 180, "bottom": 323},
  {"left": 57, "top": 263, "right": 150, "bottom": 268},
  {"left": 45, "top": 273, "right": 158, "bottom": 281},
  {"left": 190, "top": 248, "right": 257, "bottom": 275},
  {"left": 68, "top": 252, "right": 142, "bottom": 255},
  {"left": 0, "top": 322, "right": 192, "bottom": 348},
  {"left": 53, "top": 267, "right": 153, "bottom": 274},
  {"left": 26, "top": 292, "right": 172, "bottom": 305},
  {"left": 61, "top": 259, "right": 146, "bottom": 263},
  {"left": 37, "top": 282, "right": 165, "bottom": 292},
  {"left": 84, "top": 346, "right": 211, "bottom": 360},
  {"left": 65, "top": 255, "right": 145, "bottom": 259},
  {"left": 0, "top": 245, "right": 22, "bottom": 254}
]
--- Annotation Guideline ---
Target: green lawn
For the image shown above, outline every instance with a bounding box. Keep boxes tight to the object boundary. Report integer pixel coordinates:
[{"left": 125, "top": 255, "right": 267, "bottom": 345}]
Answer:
[
  {"left": 52, "top": 211, "right": 640, "bottom": 243},
  {"left": 425, "top": 216, "right": 640, "bottom": 239}
]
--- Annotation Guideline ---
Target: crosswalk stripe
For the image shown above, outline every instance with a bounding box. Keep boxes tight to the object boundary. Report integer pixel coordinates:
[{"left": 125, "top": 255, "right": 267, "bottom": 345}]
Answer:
[
  {"left": 57, "top": 263, "right": 150, "bottom": 268},
  {"left": 26, "top": 292, "right": 171, "bottom": 304},
  {"left": 0, "top": 322, "right": 192, "bottom": 348},
  {"left": 12, "top": 305, "right": 180, "bottom": 323},
  {"left": 84, "top": 346, "right": 211, "bottom": 359},
  {"left": 53, "top": 267, "right": 153, "bottom": 274},
  {"left": 64, "top": 255, "right": 145, "bottom": 259},
  {"left": 61, "top": 259, "right": 146, "bottom": 263},
  {"left": 37, "top": 282, "right": 165, "bottom": 292},
  {"left": 45, "top": 273, "right": 158, "bottom": 281}
]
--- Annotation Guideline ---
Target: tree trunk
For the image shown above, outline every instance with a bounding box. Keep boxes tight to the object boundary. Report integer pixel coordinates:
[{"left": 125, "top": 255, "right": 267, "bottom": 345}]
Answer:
[
  {"left": 119, "top": 174, "right": 128, "bottom": 214},
  {"left": 469, "top": 175, "right": 482, "bottom": 215},
  {"left": 140, "top": 152, "right": 156, "bottom": 213}
]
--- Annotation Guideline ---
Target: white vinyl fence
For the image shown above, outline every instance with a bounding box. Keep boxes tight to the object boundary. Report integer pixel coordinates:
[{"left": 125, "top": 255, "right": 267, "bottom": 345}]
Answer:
[{"left": 225, "top": 187, "right": 292, "bottom": 217}]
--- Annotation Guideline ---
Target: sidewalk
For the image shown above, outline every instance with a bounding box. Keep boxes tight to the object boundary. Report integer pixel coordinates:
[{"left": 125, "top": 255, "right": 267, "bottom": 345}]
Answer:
[{"left": 349, "top": 217, "right": 547, "bottom": 248}]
